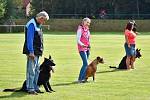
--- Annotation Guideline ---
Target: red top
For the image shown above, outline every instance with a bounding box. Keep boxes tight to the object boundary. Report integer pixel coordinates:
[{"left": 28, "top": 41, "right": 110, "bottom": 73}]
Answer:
[{"left": 125, "top": 30, "right": 136, "bottom": 44}]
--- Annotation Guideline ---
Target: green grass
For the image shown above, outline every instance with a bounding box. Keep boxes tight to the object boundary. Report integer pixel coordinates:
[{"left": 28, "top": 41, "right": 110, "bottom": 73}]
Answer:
[{"left": 0, "top": 33, "right": 150, "bottom": 100}]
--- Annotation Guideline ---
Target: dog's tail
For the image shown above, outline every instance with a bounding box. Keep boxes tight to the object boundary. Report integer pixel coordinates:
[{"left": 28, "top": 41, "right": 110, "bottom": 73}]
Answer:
[
  {"left": 3, "top": 89, "right": 22, "bottom": 92},
  {"left": 3, "top": 89, "right": 16, "bottom": 92},
  {"left": 109, "top": 66, "right": 117, "bottom": 68}
]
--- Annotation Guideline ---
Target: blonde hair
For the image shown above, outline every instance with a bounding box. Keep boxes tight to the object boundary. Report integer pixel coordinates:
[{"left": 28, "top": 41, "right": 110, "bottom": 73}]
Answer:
[{"left": 82, "top": 17, "right": 91, "bottom": 23}]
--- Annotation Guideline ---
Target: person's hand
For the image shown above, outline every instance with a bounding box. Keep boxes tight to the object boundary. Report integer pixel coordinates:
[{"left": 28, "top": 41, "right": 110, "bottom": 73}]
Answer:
[
  {"left": 82, "top": 45, "right": 87, "bottom": 48},
  {"left": 128, "top": 44, "right": 131, "bottom": 48},
  {"left": 28, "top": 53, "right": 35, "bottom": 60},
  {"left": 136, "top": 32, "right": 140, "bottom": 35},
  {"left": 87, "top": 45, "right": 91, "bottom": 49}
]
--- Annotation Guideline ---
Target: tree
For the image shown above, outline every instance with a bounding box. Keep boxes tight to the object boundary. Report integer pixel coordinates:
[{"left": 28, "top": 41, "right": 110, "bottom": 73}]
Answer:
[
  {"left": 0, "top": 0, "right": 15, "bottom": 24},
  {"left": 30, "top": 0, "right": 150, "bottom": 19},
  {"left": 0, "top": 0, "right": 7, "bottom": 19},
  {"left": 11, "top": 0, "right": 24, "bottom": 18},
  {"left": 4, "top": 0, "right": 15, "bottom": 18}
]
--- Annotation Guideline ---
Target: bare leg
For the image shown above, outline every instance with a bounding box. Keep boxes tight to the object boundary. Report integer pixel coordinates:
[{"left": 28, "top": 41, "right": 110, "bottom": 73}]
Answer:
[
  {"left": 126, "top": 56, "right": 131, "bottom": 69},
  {"left": 131, "top": 56, "right": 136, "bottom": 69}
]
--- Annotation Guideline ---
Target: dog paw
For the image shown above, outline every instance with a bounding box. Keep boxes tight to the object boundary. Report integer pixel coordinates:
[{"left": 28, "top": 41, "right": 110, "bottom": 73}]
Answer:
[
  {"left": 51, "top": 90, "right": 55, "bottom": 92},
  {"left": 46, "top": 90, "right": 52, "bottom": 93}
]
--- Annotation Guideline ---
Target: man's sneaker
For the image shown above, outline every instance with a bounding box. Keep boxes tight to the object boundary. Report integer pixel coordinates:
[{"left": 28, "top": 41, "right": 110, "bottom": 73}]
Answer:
[
  {"left": 28, "top": 91, "right": 38, "bottom": 95},
  {"left": 36, "top": 90, "right": 44, "bottom": 93}
]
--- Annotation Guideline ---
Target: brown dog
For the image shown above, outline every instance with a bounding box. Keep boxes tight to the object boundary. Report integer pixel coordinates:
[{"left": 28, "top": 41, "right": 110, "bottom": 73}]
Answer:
[{"left": 85, "top": 56, "right": 104, "bottom": 81}]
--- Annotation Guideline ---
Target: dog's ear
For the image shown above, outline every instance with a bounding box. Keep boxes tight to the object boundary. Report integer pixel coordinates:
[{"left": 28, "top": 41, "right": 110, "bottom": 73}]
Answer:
[
  {"left": 97, "top": 56, "right": 100, "bottom": 60},
  {"left": 139, "top": 49, "right": 141, "bottom": 51},
  {"left": 49, "top": 55, "right": 51, "bottom": 59},
  {"left": 137, "top": 48, "right": 141, "bottom": 51},
  {"left": 100, "top": 58, "right": 104, "bottom": 61}
]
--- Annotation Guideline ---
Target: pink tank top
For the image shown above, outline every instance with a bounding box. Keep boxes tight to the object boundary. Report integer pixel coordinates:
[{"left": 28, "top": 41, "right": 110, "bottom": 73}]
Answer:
[{"left": 77, "top": 25, "right": 90, "bottom": 51}]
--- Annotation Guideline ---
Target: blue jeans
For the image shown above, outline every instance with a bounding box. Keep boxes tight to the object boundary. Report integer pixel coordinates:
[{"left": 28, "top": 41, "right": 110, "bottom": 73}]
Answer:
[
  {"left": 26, "top": 56, "right": 40, "bottom": 92},
  {"left": 78, "top": 50, "right": 90, "bottom": 81}
]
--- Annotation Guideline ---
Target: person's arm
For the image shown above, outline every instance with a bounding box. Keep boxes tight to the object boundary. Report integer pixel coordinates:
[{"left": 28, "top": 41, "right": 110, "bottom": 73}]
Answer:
[
  {"left": 27, "top": 24, "right": 35, "bottom": 59},
  {"left": 88, "top": 31, "right": 91, "bottom": 48},
  {"left": 76, "top": 28, "right": 86, "bottom": 47}
]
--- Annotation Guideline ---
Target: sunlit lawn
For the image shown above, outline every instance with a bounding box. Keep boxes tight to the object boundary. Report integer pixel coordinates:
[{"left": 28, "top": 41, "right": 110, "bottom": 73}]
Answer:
[{"left": 0, "top": 32, "right": 150, "bottom": 100}]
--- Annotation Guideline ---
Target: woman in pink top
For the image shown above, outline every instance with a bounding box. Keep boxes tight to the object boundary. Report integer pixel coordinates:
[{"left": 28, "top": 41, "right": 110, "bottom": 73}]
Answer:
[
  {"left": 77, "top": 18, "right": 91, "bottom": 83},
  {"left": 124, "top": 22, "right": 137, "bottom": 69}
]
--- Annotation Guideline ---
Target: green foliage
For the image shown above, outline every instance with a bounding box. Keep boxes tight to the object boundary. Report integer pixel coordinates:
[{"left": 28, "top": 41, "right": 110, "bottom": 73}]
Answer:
[
  {"left": 0, "top": 0, "right": 24, "bottom": 20},
  {"left": 0, "top": 0, "right": 7, "bottom": 18},
  {"left": 5, "top": 0, "right": 15, "bottom": 18},
  {"left": 0, "top": 0, "right": 150, "bottom": 19},
  {"left": 11, "top": 0, "right": 25, "bottom": 19},
  {"left": 29, "top": 0, "right": 150, "bottom": 19},
  {"left": 13, "top": 0, "right": 22, "bottom": 6},
  {"left": 0, "top": 0, "right": 15, "bottom": 24}
]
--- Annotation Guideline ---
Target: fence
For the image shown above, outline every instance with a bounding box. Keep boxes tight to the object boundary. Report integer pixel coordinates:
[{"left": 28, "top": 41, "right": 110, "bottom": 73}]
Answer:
[
  {"left": 1, "top": 19, "right": 150, "bottom": 32},
  {"left": 0, "top": 25, "right": 50, "bottom": 33}
]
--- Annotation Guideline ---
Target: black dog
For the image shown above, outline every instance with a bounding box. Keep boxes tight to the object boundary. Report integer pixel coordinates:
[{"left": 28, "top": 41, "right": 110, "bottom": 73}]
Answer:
[
  {"left": 109, "top": 48, "right": 141, "bottom": 69},
  {"left": 3, "top": 55, "right": 56, "bottom": 93}
]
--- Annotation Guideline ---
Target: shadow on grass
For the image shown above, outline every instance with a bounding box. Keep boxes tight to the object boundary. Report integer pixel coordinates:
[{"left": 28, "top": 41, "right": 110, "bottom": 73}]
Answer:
[
  {"left": 52, "top": 69, "right": 128, "bottom": 86},
  {"left": 52, "top": 81, "right": 94, "bottom": 86},
  {"left": 0, "top": 91, "right": 27, "bottom": 99},
  {"left": 96, "top": 68, "right": 127, "bottom": 74},
  {"left": 52, "top": 81, "right": 79, "bottom": 86}
]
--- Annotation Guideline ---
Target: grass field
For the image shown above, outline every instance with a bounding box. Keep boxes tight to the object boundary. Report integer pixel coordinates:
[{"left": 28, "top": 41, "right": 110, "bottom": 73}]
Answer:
[{"left": 0, "top": 32, "right": 150, "bottom": 100}]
